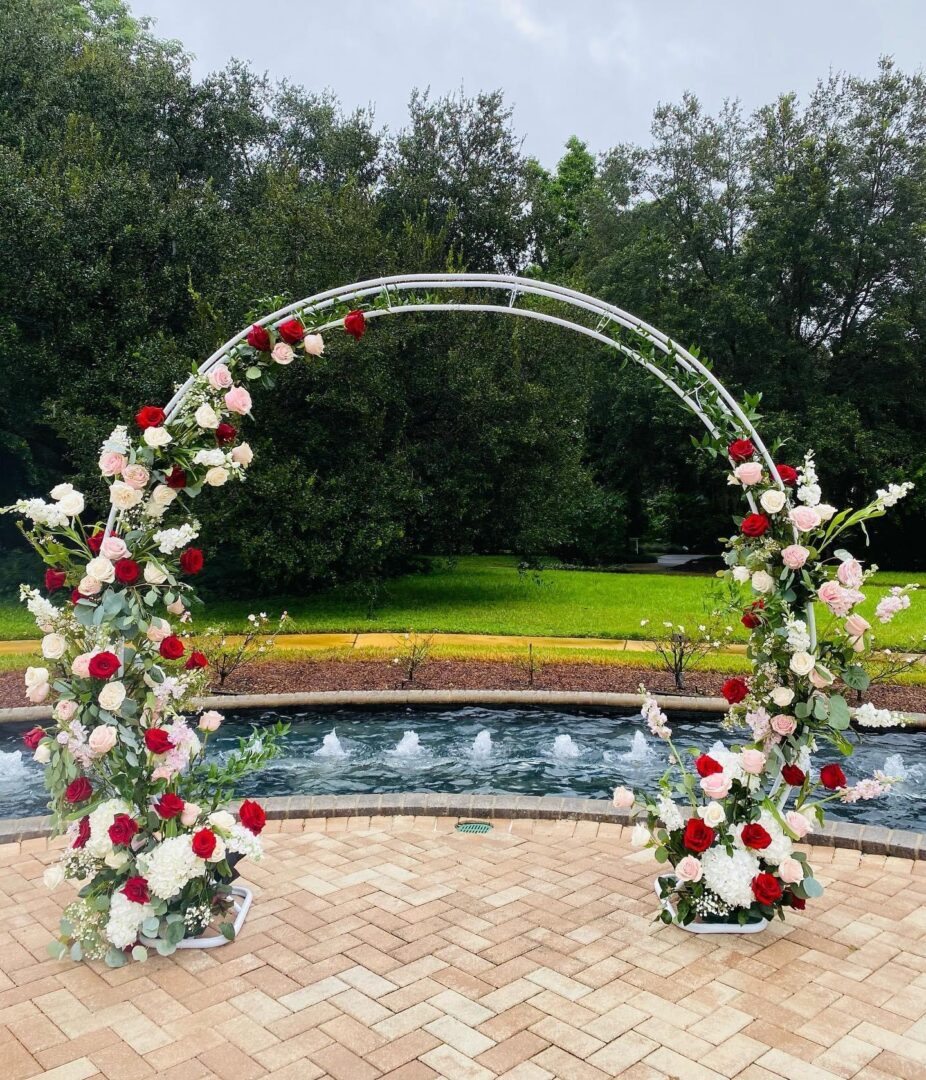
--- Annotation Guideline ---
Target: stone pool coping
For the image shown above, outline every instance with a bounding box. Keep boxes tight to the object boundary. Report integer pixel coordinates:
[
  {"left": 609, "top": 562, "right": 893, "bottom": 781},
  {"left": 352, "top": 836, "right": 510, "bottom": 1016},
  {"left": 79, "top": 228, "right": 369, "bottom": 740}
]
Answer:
[{"left": 2, "top": 791, "right": 922, "bottom": 861}]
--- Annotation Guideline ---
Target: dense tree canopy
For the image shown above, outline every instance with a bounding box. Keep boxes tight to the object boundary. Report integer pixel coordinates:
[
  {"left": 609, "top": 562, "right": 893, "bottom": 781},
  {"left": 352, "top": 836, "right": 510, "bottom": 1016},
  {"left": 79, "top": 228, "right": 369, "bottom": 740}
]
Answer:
[{"left": 1, "top": 0, "right": 923, "bottom": 600}]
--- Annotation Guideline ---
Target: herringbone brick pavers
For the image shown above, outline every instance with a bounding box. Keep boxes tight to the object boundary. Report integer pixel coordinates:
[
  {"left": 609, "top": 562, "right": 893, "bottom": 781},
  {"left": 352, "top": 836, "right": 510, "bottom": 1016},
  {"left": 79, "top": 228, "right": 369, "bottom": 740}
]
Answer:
[{"left": 3, "top": 818, "right": 926, "bottom": 1078}]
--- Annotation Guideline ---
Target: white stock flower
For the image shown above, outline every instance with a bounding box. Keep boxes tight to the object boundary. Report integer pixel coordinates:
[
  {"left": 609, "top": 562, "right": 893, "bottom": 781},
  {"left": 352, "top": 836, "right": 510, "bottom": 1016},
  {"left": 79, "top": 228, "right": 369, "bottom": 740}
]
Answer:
[
  {"left": 143, "top": 426, "right": 172, "bottom": 448},
  {"left": 657, "top": 795, "right": 684, "bottom": 832},
  {"left": 194, "top": 403, "right": 220, "bottom": 429},
  {"left": 853, "top": 703, "right": 896, "bottom": 729},
  {"left": 110, "top": 481, "right": 143, "bottom": 509},
  {"left": 759, "top": 489, "right": 786, "bottom": 514},
  {"left": 700, "top": 847, "right": 760, "bottom": 909}
]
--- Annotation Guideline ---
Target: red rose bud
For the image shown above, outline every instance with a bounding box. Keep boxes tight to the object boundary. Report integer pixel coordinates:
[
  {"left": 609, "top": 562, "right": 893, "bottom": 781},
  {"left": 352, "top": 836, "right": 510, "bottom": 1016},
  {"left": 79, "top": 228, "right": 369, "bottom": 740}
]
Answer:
[
  {"left": 23, "top": 726, "right": 45, "bottom": 751},
  {"left": 695, "top": 754, "right": 724, "bottom": 778},
  {"left": 728, "top": 438, "right": 755, "bottom": 463},
  {"left": 88, "top": 651, "right": 120, "bottom": 679},
  {"left": 741, "top": 823, "right": 772, "bottom": 850},
  {"left": 86, "top": 530, "right": 105, "bottom": 554},
  {"left": 192, "top": 828, "right": 217, "bottom": 859},
  {"left": 159, "top": 635, "right": 185, "bottom": 660},
  {"left": 740, "top": 513, "right": 770, "bottom": 537},
  {"left": 741, "top": 599, "right": 765, "bottom": 630},
  {"left": 71, "top": 588, "right": 83, "bottom": 605},
  {"left": 239, "top": 799, "right": 266, "bottom": 835},
  {"left": 154, "top": 792, "right": 185, "bottom": 819},
  {"left": 114, "top": 558, "right": 140, "bottom": 585},
  {"left": 179, "top": 547, "right": 204, "bottom": 575},
  {"left": 789, "top": 893, "right": 806, "bottom": 910},
  {"left": 781, "top": 764, "right": 806, "bottom": 786},
  {"left": 73, "top": 815, "right": 90, "bottom": 849},
  {"left": 45, "top": 568, "right": 67, "bottom": 592},
  {"left": 246, "top": 323, "right": 272, "bottom": 352},
  {"left": 165, "top": 466, "right": 187, "bottom": 489},
  {"left": 277, "top": 318, "right": 305, "bottom": 344},
  {"left": 135, "top": 405, "right": 166, "bottom": 430},
  {"left": 721, "top": 677, "right": 749, "bottom": 704},
  {"left": 215, "top": 422, "right": 237, "bottom": 445},
  {"left": 775, "top": 464, "right": 798, "bottom": 485},
  {"left": 108, "top": 814, "right": 139, "bottom": 847},
  {"left": 185, "top": 651, "right": 208, "bottom": 670},
  {"left": 820, "top": 764, "right": 847, "bottom": 790},
  {"left": 344, "top": 309, "right": 366, "bottom": 340},
  {"left": 122, "top": 876, "right": 150, "bottom": 904},
  {"left": 144, "top": 728, "right": 174, "bottom": 754},
  {"left": 751, "top": 872, "right": 783, "bottom": 906},
  {"left": 65, "top": 777, "right": 92, "bottom": 804},
  {"left": 682, "top": 818, "right": 715, "bottom": 854}
]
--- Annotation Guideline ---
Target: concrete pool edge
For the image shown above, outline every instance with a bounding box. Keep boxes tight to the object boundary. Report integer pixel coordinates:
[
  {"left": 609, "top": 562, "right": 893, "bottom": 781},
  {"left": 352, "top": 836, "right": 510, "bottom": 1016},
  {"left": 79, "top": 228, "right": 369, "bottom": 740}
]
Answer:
[{"left": 2, "top": 792, "right": 922, "bottom": 861}]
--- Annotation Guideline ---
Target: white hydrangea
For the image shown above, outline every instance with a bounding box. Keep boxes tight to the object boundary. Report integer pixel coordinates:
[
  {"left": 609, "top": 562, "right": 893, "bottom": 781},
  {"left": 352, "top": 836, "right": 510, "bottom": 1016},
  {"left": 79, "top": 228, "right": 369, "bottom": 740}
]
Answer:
[
  {"left": 136, "top": 836, "right": 205, "bottom": 900},
  {"left": 706, "top": 740, "right": 745, "bottom": 782},
  {"left": 153, "top": 523, "right": 200, "bottom": 555},
  {"left": 86, "top": 799, "right": 134, "bottom": 858},
  {"left": 657, "top": 795, "right": 684, "bottom": 832},
  {"left": 700, "top": 846, "right": 760, "bottom": 909},
  {"left": 226, "top": 823, "right": 263, "bottom": 861},
  {"left": 105, "top": 890, "right": 154, "bottom": 949}
]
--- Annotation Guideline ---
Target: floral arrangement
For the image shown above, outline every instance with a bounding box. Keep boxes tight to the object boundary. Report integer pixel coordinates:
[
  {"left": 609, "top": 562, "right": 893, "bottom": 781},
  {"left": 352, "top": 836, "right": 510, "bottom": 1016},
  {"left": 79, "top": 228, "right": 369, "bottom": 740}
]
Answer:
[
  {"left": 4, "top": 306, "right": 368, "bottom": 964},
  {"left": 615, "top": 440, "right": 916, "bottom": 928}
]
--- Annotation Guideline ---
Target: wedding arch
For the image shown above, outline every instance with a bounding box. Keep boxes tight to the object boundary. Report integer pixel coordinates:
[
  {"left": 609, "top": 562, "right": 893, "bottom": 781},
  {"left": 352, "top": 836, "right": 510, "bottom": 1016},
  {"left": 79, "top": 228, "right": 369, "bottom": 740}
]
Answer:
[{"left": 7, "top": 270, "right": 914, "bottom": 959}]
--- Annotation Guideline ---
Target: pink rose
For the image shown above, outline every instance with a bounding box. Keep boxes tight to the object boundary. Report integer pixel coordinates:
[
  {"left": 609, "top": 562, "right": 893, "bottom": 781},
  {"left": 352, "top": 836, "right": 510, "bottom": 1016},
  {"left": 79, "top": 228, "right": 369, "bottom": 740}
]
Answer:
[
  {"left": 778, "top": 856, "right": 803, "bottom": 884},
  {"left": 740, "top": 749, "right": 767, "bottom": 775},
  {"left": 733, "top": 462, "right": 763, "bottom": 486},
  {"left": 271, "top": 342, "right": 294, "bottom": 365},
  {"left": 54, "top": 699, "right": 78, "bottom": 722},
  {"left": 771, "top": 714, "right": 796, "bottom": 737},
  {"left": 785, "top": 810, "right": 812, "bottom": 838},
  {"left": 781, "top": 544, "right": 809, "bottom": 570},
  {"left": 88, "top": 725, "right": 117, "bottom": 754},
  {"left": 837, "top": 558, "right": 864, "bottom": 589},
  {"left": 151, "top": 765, "right": 173, "bottom": 782},
  {"left": 78, "top": 576, "right": 102, "bottom": 597},
  {"left": 675, "top": 855, "right": 703, "bottom": 883},
  {"left": 845, "top": 614, "right": 870, "bottom": 639},
  {"left": 809, "top": 666, "right": 835, "bottom": 689},
  {"left": 208, "top": 364, "right": 235, "bottom": 390},
  {"left": 100, "top": 536, "right": 129, "bottom": 561},
  {"left": 121, "top": 464, "right": 150, "bottom": 490},
  {"left": 198, "top": 710, "right": 224, "bottom": 732},
  {"left": 71, "top": 653, "right": 93, "bottom": 678},
  {"left": 180, "top": 802, "right": 202, "bottom": 827},
  {"left": 700, "top": 773, "right": 731, "bottom": 799},
  {"left": 145, "top": 619, "right": 171, "bottom": 643},
  {"left": 612, "top": 786, "right": 634, "bottom": 809},
  {"left": 99, "top": 451, "right": 127, "bottom": 476},
  {"left": 817, "top": 581, "right": 862, "bottom": 617},
  {"left": 224, "top": 386, "right": 252, "bottom": 415},
  {"left": 789, "top": 506, "right": 821, "bottom": 532}
]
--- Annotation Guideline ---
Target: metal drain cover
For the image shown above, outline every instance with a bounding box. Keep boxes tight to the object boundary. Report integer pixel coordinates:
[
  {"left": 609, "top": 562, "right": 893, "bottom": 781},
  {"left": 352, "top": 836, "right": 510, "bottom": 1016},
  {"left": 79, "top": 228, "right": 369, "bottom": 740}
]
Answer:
[{"left": 455, "top": 821, "right": 493, "bottom": 834}]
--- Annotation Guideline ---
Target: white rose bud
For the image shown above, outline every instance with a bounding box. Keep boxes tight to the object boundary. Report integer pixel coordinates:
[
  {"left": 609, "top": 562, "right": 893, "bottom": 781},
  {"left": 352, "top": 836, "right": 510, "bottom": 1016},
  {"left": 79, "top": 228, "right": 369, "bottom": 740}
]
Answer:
[
  {"left": 41, "top": 633, "right": 67, "bottom": 659},
  {"left": 231, "top": 442, "right": 253, "bottom": 467},
  {"left": 698, "top": 801, "right": 726, "bottom": 827},
  {"left": 194, "top": 403, "right": 220, "bottom": 429},
  {"left": 25, "top": 666, "right": 49, "bottom": 689},
  {"left": 110, "top": 481, "right": 143, "bottom": 509},
  {"left": 57, "top": 490, "right": 85, "bottom": 516},
  {"left": 303, "top": 334, "right": 325, "bottom": 356},
  {"left": 204, "top": 466, "right": 229, "bottom": 487},
  {"left": 208, "top": 810, "right": 235, "bottom": 831},
  {"left": 144, "top": 561, "right": 168, "bottom": 585},
  {"left": 86, "top": 556, "right": 115, "bottom": 583},
  {"left": 143, "top": 426, "right": 172, "bottom": 448},
  {"left": 816, "top": 503, "right": 836, "bottom": 522},
  {"left": 43, "top": 864, "right": 65, "bottom": 889},
  {"left": 759, "top": 489, "right": 787, "bottom": 514},
  {"left": 34, "top": 742, "right": 52, "bottom": 764}
]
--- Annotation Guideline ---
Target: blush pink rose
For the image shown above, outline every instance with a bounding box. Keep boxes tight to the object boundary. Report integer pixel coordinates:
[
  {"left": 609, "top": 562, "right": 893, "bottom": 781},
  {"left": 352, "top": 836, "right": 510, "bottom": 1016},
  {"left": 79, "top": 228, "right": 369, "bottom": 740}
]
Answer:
[
  {"left": 817, "top": 581, "right": 862, "bottom": 617},
  {"left": 675, "top": 855, "right": 703, "bottom": 883},
  {"left": 54, "top": 699, "right": 78, "bottom": 722},
  {"left": 809, "top": 666, "right": 835, "bottom": 689},
  {"left": 700, "top": 773, "right": 732, "bottom": 799},
  {"left": 781, "top": 544, "right": 809, "bottom": 570},
  {"left": 789, "top": 506, "right": 822, "bottom": 532},
  {"left": 271, "top": 342, "right": 294, "bottom": 365},
  {"left": 837, "top": 558, "right": 864, "bottom": 588},
  {"left": 100, "top": 536, "right": 129, "bottom": 561},
  {"left": 845, "top": 613, "right": 870, "bottom": 638},
  {"left": 198, "top": 710, "right": 224, "bottom": 732},
  {"left": 180, "top": 803, "right": 202, "bottom": 827},
  {"left": 733, "top": 462, "right": 763, "bottom": 486},
  {"left": 303, "top": 334, "right": 324, "bottom": 356},
  {"left": 740, "top": 749, "right": 767, "bottom": 775},
  {"left": 786, "top": 810, "right": 812, "bottom": 838},
  {"left": 78, "top": 576, "right": 102, "bottom": 597},
  {"left": 207, "top": 364, "right": 234, "bottom": 390},
  {"left": 99, "top": 451, "right": 127, "bottom": 476},
  {"left": 121, "top": 464, "right": 150, "bottom": 490},
  {"left": 778, "top": 856, "right": 803, "bottom": 884},
  {"left": 612, "top": 786, "right": 634, "bottom": 809},
  {"left": 88, "top": 725, "right": 117, "bottom": 754},
  {"left": 224, "top": 386, "right": 252, "bottom": 415},
  {"left": 771, "top": 714, "right": 797, "bottom": 737},
  {"left": 71, "top": 653, "right": 93, "bottom": 677}
]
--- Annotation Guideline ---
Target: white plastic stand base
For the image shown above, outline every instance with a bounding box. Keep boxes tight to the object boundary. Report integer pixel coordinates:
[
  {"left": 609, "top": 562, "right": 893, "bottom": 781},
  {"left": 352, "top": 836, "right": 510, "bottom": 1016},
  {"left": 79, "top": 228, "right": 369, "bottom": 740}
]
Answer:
[
  {"left": 654, "top": 877, "right": 768, "bottom": 935},
  {"left": 140, "top": 886, "right": 252, "bottom": 950}
]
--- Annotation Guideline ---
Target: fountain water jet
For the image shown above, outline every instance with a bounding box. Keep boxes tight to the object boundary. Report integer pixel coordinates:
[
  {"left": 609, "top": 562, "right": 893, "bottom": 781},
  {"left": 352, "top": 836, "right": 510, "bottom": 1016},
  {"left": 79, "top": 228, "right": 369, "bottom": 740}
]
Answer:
[
  {"left": 472, "top": 730, "right": 493, "bottom": 757},
  {"left": 390, "top": 731, "right": 423, "bottom": 758},
  {"left": 314, "top": 729, "right": 348, "bottom": 759},
  {"left": 552, "top": 734, "right": 580, "bottom": 759},
  {"left": 622, "top": 731, "right": 653, "bottom": 764}
]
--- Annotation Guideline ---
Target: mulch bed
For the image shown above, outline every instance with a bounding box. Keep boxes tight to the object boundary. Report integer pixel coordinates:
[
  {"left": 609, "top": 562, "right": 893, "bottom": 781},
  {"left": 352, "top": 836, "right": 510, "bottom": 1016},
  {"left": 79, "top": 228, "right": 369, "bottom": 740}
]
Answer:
[{"left": 3, "top": 658, "right": 924, "bottom": 713}]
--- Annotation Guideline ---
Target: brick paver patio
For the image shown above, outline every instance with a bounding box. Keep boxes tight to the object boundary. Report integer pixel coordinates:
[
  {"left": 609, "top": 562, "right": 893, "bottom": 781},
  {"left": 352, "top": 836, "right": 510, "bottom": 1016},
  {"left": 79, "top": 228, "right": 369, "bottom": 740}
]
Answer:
[{"left": 3, "top": 816, "right": 926, "bottom": 1079}]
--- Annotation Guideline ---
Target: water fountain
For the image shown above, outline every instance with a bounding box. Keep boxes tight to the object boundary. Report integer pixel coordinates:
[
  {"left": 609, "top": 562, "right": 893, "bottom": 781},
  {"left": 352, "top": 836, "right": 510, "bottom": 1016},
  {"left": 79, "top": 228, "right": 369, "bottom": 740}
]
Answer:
[
  {"left": 552, "top": 733, "right": 580, "bottom": 758},
  {"left": 621, "top": 730, "right": 653, "bottom": 764},
  {"left": 314, "top": 729, "right": 348, "bottom": 759},
  {"left": 389, "top": 730, "right": 423, "bottom": 758},
  {"left": 0, "top": 750, "right": 28, "bottom": 780},
  {"left": 472, "top": 730, "right": 493, "bottom": 757}
]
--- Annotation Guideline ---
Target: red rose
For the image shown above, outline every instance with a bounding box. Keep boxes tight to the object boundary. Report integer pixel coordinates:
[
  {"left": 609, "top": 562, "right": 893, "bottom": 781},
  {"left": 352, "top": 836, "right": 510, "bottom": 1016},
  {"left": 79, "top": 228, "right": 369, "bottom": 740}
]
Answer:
[
  {"left": 166, "top": 466, "right": 187, "bottom": 489},
  {"left": 65, "top": 777, "right": 92, "bottom": 804},
  {"left": 775, "top": 464, "right": 798, "bottom": 486},
  {"left": 741, "top": 823, "right": 772, "bottom": 850},
  {"left": 114, "top": 558, "right": 140, "bottom": 585},
  {"left": 695, "top": 754, "right": 724, "bottom": 778},
  {"left": 277, "top": 318, "right": 305, "bottom": 344},
  {"left": 88, "top": 651, "right": 120, "bottom": 679},
  {"left": 192, "top": 828, "right": 217, "bottom": 859},
  {"left": 45, "top": 568, "right": 67, "bottom": 592},
  {"left": 179, "top": 548, "right": 204, "bottom": 575},
  {"left": 215, "top": 422, "right": 237, "bottom": 445},
  {"left": 741, "top": 600, "right": 765, "bottom": 630},
  {"left": 246, "top": 324, "right": 272, "bottom": 352},
  {"left": 344, "top": 310, "right": 366, "bottom": 340},
  {"left": 185, "top": 651, "right": 208, "bottom": 670},
  {"left": 86, "top": 530, "right": 105, "bottom": 554},
  {"left": 154, "top": 793, "right": 185, "bottom": 819},
  {"left": 159, "top": 635, "right": 185, "bottom": 660},
  {"left": 23, "top": 726, "right": 45, "bottom": 751},
  {"left": 781, "top": 764, "right": 806, "bottom": 786},
  {"left": 239, "top": 799, "right": 266, "bottom": 835},
  {"left": 751, "top": 873, "right": 783, "bottom": 906},
  {"left": 144, "top": 728, "right": 174, "bottom": 754},
  {"left": 122, "top": 876, "right": 150, "bottom": 904},
  {"left": 71, "top": 589, "right": 83, "bottom": 605},
  {"left": 728, "top": 438, "right": 755, "bottom": 463},
  {"left": 683, "top": 818, "right": 715, "bottom": 854},
  {"left": 820, "top": 764, "right": 847, "bottom": 790},
  {"left": 741, "top": 513, "right": 770, "bottom": 537},
  {"left": 73, "top": 815, "right": 90, "bottom": 849},
  {"left": 789, "top": 893, "right": 806, "bottom": 910},
  {"left": 136, "top": 405, "right": 166, "bottom": 430},
  {"left": 108, "top": 814, "right": 139, "bottom": 847},
  {"left": 722, "top": 677, "right": 749, "bottom": 704}
]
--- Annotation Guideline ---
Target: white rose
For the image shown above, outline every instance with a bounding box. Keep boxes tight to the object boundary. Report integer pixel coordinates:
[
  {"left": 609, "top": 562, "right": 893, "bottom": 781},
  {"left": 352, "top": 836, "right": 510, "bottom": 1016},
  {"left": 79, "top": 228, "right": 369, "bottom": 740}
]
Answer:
[
  {"left": 143, "top": 426, "right": 172, "bottom": 448},
  {"left": 816, "top": 503, "right": 836, "bottom": 522},
  {"left": 34, "top": 742, "right": 52, "bottom": 764},
  {"left": 98, "top": 681, "right": 127, "bottom": 713},
  {"left": 193, "top": 448, "right": 225, "bottom": 466},
  {"left": 732, "top": 566, "right": 750, "bottom": 584},
  {"left": 630, "top": 823, "right": 650, "bottom": 848},
  {"left": 86, "top": 556, "right": 115, "bottom": 583},
  {"left": 789, "top": 651, "right": 816, "bottom": 676},
  {"left": 751, "top": 570, "right": 775, "bottom": 594},
  {"left": 151, "top": 485, "right": 177, "bottom": 507},
  {"left": 231, "top": 442, "right": 253, "bottom": 467},
  {"left": 303, "top": 333, "right": 324, "bottom": 356},
  {"left": 104, "top": 851, "right": 129, "bottom": 870},
  {"left": 50, "top": 482, "right": 74, "bottom": 501},
  {"left": 88, "top": 725, "right": 118, "bottom": 754},
  {"left": 194, "top": 403, "right": 220, "bottom": 429},
  {"left": 771, "top": 686, "right": 795, "bottom": 707},
  {"left": 144, "top": 562, "right": 168, "bottom": 585},
  {"left": 110, "top": 481, "right": 143, "bottom": 509},
  {"left": 43, "top": 864, "right": 65, "bottom": 889},
  {"left": 24, "top": 666, "right": 49, "bottom": 689},
  {"left": 41, "top": 633, "right": 67, "bottom": 659},
  {"left": 57, "top": 490, "right": 85, "bottom": 517},
  {"left": 207, "top": 837, "right": 227, "bottom": 863},
  {"left": 208, "top": 810, "right": 236, "bottom": 832},
  {"left": 759, "top": 489, "right": 787, "bottom": 514},
  {"left": 204, "top": 466, "right": 229, "bottom": 487},
  {"left": 699, "top": 801, "right": 726, "bottom": 827}
]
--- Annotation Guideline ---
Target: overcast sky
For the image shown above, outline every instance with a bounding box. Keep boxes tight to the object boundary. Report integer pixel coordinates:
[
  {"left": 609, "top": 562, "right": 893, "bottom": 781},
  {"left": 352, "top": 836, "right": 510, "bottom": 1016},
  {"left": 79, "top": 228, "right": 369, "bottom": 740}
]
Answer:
[{"left": 130, "top": 0, "right": 925, "bottom": 166}]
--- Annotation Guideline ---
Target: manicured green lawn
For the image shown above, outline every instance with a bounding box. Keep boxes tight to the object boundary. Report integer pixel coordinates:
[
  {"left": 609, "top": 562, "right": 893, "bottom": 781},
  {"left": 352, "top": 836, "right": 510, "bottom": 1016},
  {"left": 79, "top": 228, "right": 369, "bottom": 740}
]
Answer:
[{"left": 1, "top": 555, "right": 923, "bottom": 647}]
